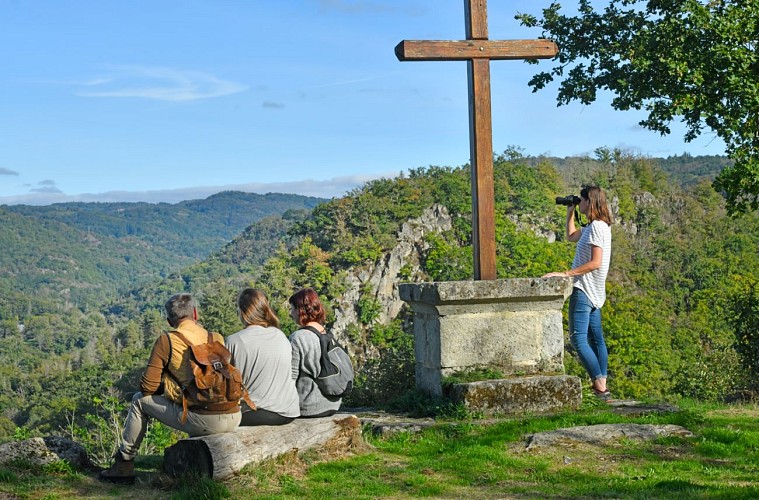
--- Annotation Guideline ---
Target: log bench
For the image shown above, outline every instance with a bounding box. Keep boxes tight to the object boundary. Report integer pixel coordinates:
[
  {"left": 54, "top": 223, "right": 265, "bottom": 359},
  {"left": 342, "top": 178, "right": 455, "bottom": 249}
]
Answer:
[{"left": 163, "top": 413, "right": 361, "bottom": 479}]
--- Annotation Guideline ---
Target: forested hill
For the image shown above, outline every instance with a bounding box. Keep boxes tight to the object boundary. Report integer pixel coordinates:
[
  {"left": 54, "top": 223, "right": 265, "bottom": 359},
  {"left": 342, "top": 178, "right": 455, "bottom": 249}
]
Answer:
[
  {"left": 655, "top": 153, "right": 733, "bottom": 187},
  {"left": 0, "top": 191, "right": 323, "bottom": 317},
  {"left": 2, "top": 151, "right": 757, "bottom": 454},
  {"left": 5, "top": 191, "right": 323, "bottom": 259},
  {"left": 527, "top": 151, "right": 733, "bottom": 189}
]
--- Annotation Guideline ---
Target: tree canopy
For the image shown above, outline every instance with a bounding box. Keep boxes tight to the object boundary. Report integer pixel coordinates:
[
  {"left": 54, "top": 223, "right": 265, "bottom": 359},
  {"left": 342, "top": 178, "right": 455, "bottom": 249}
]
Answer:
[{"left": 517, "top": 0, "right": 758, "bottom": 214}]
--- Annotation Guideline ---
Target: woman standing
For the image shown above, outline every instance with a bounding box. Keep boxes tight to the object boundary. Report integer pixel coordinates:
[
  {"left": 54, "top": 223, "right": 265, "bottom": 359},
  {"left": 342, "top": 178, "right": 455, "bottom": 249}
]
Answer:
[
  {"left": 288, "top": 288, "right": 342, "bottom": 417},
  {"left": 544, "top": 186, "right": 613, "bottom": 400},
  {"left": 226, "top": 288, "right": 300, "bottom": 425}
]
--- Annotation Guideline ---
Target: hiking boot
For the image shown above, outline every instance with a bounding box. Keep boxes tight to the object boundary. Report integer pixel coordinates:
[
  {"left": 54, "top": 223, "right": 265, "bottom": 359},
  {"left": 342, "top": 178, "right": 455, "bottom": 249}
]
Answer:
[{"left": 98, "top": 453, "right": 135, "bottom": 485}]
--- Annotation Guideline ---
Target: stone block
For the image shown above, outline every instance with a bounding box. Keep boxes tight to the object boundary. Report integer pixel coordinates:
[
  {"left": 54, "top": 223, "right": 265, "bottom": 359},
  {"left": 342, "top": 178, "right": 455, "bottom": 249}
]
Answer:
[{"left": 449, "top": 375, "right": 582, "bottom": 416}]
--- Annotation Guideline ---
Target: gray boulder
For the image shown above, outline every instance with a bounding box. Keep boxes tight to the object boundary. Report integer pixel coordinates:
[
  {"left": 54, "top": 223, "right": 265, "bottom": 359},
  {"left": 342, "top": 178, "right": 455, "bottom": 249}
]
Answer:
[
  {"left": 525, "top": 423, "right": 693, "bottom": 450},
  {"left": 0, "top": 436, "right": 94, "bottom": 470}
]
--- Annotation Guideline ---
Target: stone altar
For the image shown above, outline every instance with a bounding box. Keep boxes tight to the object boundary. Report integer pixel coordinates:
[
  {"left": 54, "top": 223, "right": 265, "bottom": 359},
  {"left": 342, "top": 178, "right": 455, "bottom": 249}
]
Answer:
[{"left": 399, "top": 277, "right": 581, "bottom": 414}]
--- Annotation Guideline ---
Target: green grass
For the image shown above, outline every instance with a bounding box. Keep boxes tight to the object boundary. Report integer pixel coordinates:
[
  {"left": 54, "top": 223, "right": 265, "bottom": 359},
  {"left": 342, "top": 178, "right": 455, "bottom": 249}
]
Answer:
[{"left": 2, "top": 401, "right": 758, "bottom": 499}]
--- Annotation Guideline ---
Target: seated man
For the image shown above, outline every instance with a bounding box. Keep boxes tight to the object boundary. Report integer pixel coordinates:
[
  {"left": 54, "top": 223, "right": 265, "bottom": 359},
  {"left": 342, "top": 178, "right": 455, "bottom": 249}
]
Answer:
[{"left": 99, "top": 293, "right": 242, "bottom": 484}]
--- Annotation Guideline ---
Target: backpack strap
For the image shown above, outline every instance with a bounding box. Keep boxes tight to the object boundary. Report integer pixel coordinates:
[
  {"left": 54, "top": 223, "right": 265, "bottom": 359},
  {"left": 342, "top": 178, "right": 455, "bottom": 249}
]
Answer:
[
  {"left": 241, "top": 388, "right": 256, "bottom": 413},
  {"left": 303, "top": 325, "right": 333, "bottom": 377},
  {"left": 171, "top": 330, "right": 195, "bottom": 348},
  {"left": 303, "top": 325, "right": 325, "bottom": 336},
  {"left": 164, "top": 332, "right": 173, "bottom": 366},
  {"left": 303, "top": 325, "right": 331, "bottom": 351},
  {"left": 165, "top": 330, "right": 196, "bottom": 423}
]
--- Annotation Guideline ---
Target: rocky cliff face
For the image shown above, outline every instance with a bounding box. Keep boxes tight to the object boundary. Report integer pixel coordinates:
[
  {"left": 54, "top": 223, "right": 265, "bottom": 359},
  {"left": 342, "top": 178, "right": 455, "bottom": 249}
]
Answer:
[
  {"left": 331, "top": 204, "right": 452, "bottom": 351},
  {"left": 328, "top": 192, "right": 657, "bottom": 357}
]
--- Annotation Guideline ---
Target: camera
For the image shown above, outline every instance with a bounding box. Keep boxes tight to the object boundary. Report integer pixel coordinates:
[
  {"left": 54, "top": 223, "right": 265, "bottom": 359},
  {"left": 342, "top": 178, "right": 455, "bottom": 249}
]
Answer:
[{"left": 555, "top": 195, "right": 581, "bottom": 206}]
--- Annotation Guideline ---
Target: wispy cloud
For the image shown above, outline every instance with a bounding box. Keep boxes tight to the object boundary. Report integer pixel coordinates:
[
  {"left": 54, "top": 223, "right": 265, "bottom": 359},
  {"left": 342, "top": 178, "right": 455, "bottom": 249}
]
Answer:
[
  {"left": 0, "top": 168, "right": 19, "bottom": 176},
  {"left": 307, "top": 74, "right": 392, "bottom": 89},
  {"left": 77, "top": 65, "right": 248, "bottom": 101},
  {"left": 262, "top": 100, "right": 285, "bottom": 109},
  {"left": 29, "top": 179, "right": 63, "bottom": 194},
  {"left": 0, "top": 174, "right": 391, "bottom": 206}
]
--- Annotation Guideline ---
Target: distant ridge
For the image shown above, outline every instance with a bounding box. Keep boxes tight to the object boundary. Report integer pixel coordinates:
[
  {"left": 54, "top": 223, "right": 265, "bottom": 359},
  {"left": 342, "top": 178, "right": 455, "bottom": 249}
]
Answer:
[{"left": 0, "top": 191, "right": 325, "bottom": 316}]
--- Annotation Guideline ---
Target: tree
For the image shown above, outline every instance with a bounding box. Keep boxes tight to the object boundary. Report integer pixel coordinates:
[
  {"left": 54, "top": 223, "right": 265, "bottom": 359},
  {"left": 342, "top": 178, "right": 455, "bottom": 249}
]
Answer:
[
  {"left": 517, "top": 0, "right": 759, "bottom": 214},
  {"left": 116, "top": 320, "right": 143, "bottom": 353},
  {"left": 141, "top": 309, "right": 165, "bottom": 349},
  {"left": 198, "top": 280, "right": 242, "bottom": 336},
  {"left": 730, "top": 280, "right": 759, "bottom": 392}
]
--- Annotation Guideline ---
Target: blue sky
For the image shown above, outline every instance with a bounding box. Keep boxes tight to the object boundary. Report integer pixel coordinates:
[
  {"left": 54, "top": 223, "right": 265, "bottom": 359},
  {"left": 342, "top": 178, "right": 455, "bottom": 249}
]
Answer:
[{"left": 0, "top": 1, "right": 726, "bottom": 206}]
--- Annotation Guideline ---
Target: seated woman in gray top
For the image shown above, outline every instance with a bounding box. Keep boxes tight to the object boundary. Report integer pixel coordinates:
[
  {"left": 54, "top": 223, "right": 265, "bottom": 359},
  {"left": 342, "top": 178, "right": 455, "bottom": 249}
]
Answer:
[
  {"left": 226, "top": 288, "right": 300, "bottom": 425},
  {"left": 288, "top": 288, "right": 342, "bottom": 418}
]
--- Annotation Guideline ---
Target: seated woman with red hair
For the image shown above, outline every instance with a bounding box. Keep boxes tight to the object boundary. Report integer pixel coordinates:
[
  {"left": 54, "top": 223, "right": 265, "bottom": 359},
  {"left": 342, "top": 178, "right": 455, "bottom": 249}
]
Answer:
[{"left": 288, "top": 288, "right": 342, "bottom": 417}]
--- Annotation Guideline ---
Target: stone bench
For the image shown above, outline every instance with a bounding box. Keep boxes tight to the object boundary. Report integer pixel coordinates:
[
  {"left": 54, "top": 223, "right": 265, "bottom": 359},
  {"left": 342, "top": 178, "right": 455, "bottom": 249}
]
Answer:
[{"left": 163, "top": 413, "right": 361, "bottom": 480}]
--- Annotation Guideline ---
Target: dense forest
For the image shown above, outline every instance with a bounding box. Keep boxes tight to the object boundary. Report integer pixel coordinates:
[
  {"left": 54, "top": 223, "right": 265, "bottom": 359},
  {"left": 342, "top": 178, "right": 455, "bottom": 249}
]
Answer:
[
  {"left": 0, "top": 191, "right": 322, "bottom": 319},
  {"left": 1, "top": 150, "right": 756, "bottom": 465}
]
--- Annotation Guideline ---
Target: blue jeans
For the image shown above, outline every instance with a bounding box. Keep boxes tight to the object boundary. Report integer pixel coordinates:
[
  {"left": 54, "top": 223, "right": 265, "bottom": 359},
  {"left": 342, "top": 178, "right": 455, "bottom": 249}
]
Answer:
[{"left": 568, "top": 288, "right": 608, "bottom": 382}]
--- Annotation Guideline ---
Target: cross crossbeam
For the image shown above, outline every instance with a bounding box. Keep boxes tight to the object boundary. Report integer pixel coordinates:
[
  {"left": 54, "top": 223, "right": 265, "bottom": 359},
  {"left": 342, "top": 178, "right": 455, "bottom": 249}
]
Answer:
[
  {"left": 395, "top": 0, "right": 557, "bottom": 280},
  {"left": 395, "top": 40, "right": 558, "bottom": 61}
]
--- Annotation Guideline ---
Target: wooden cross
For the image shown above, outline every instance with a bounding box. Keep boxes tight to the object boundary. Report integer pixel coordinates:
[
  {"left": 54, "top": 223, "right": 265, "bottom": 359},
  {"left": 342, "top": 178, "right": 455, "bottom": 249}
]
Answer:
[{"left": 395, "top": 0, "right": 557, "bottom": 280}]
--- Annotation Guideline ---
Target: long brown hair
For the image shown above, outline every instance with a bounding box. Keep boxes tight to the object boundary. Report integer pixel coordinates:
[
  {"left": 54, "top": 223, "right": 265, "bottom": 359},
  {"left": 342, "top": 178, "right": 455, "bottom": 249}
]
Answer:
[
  {"left": 581, "top": 186, "right": 613, "bottom": 225},
  {"left": 288, "top": 288, "right": 326, "bottom": 326},
  {"left": 238, "top": 288, "right": 280, "bottom": 328}
]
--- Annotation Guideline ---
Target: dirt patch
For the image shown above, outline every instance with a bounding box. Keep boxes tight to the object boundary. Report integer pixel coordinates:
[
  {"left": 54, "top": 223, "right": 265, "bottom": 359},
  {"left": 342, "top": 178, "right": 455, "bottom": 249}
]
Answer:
[{"left": 706, "top": 404, "right": 759, "bottom": 418}]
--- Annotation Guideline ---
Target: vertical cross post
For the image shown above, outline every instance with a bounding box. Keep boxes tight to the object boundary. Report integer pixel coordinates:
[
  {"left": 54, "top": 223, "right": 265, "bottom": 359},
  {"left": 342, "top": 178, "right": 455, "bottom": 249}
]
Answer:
[
  {"left": 395, "top": 0, "right": 557, "bottom": 280},
  {"left": 466, "top": 0, "right": 495, "bottom": 280}
]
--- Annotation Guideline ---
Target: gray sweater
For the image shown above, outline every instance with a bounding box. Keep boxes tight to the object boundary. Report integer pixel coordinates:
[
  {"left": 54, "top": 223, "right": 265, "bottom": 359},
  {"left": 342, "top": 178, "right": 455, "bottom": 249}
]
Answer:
[
  {"left": 289, "top": 327, "right": 342, "bottom": 416},
  {"left": 226, "top": 325, "right": 300, "bottom": 418}
]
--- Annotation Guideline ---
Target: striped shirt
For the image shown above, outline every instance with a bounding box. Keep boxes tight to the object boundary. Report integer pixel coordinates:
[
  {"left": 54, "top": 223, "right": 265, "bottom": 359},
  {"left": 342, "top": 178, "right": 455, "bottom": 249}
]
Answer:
[{"left": 572, "top": 220, "right": 612, "bottom": 308}]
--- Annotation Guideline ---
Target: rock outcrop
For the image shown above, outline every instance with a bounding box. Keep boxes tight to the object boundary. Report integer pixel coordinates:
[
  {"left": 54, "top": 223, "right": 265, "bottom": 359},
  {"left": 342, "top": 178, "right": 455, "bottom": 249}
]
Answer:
[
  {"left": 331, "top": 204, "right": 452, "bottom": 351},
  {"left": 0, "top": 436, "right": 95, "bottom": 470},
  {"left": 525, "top": 423, "right": 693, "bottom": 450}
]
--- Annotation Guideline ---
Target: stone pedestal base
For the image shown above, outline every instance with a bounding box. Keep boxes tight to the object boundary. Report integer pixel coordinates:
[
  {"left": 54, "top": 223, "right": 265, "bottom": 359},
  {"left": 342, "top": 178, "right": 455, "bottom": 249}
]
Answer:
[
  {"left": 399, "top": 278, "right": 573, "bottom": 397},
  {"left": 449, "top": 375, "right": 582, "bottom": 416}
]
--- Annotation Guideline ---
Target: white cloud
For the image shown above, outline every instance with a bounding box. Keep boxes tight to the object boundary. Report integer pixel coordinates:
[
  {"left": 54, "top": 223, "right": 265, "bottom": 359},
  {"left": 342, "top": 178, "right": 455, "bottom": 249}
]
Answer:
[
  {"left": 77, "top": 65, "right": 248, "bottom": 101},
  {"left": 0, "top": 174, "right": 389, "bottom": 206}
]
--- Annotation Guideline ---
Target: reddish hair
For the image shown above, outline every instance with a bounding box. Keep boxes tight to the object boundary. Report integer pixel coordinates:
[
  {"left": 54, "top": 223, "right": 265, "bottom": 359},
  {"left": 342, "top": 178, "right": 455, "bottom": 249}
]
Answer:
[{"left": 288, "top": 288, "right": 326, "bottom": 326}]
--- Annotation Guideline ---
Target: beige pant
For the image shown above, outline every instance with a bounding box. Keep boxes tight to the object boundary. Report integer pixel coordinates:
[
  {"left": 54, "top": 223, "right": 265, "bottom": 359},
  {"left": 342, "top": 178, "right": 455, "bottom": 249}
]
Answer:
[{"left": 119, "top": 392, "right": 241, "bottom": 460}]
